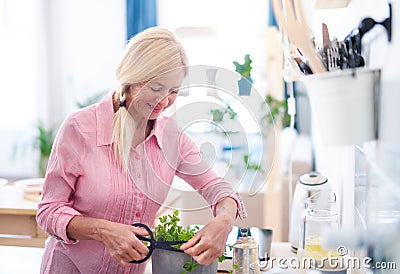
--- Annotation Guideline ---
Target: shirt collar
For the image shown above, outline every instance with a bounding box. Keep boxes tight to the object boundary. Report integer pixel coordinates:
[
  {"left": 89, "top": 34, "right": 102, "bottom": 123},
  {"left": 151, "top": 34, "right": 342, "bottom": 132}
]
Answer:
[{"left": 149, "top": 116, "right": 165, "bottom": 150}]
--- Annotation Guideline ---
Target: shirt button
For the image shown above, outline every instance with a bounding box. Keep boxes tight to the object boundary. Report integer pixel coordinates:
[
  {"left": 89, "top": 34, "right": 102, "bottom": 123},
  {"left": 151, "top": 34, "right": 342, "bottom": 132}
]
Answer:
[
  {"left": 135, "top": 155, "right": 140, "bottom": 160},
  {"left": 137, "top": 173, "right": 141, "bottom": 178},
  {"left": 135, "top": 212, "right": 141, "bottom": 218},
  {"left": 138, "top": 193, "right": 144, "bottom": 198}
]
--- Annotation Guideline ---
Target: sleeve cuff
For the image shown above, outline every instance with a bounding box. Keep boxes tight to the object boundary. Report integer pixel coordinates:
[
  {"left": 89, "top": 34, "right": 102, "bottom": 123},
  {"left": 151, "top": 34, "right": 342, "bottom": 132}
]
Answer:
[
  {"left": 53, "top": 207, "right": 82, "bottom": 244},
  {"left": 212, "top": 192, "right": 247, "bottom": 220}
]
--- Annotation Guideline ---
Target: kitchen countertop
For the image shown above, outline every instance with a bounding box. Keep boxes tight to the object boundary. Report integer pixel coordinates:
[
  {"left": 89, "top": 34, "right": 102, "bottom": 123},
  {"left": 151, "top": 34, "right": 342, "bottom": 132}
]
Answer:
[
  {"left": 0, "top": 242, "right": 300, "bottom": 273},
  {"left": 0, "top": 245, "right": 44, "bottom": 273},
  {"left": 222, "top": 242, "right": 300, "bottom": 274},
  {"left": 259, "top": 242, "right": 300, "bottom": 273}
]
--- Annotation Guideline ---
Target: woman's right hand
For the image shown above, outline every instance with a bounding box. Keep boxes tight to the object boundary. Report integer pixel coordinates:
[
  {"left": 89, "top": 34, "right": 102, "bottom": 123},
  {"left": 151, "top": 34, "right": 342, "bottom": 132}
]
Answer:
[
  {"left": 96, "top": 221, "right": 150, "bottom": 267},
  {"left": 67, "top": 216, "right": 150, "bottom": 267}
]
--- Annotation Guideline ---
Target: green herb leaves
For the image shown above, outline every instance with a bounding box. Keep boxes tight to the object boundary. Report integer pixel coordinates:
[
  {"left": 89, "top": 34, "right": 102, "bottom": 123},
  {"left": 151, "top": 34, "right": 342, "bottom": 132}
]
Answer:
[
  {"left": 182, "top": 258, "right": 200, "bottom": 273},
  {"left": 154, "top": 210, "right": 200, "bottom": 273},
  {"left": 233, "top": 54, "right": 253, "bottom": 78},
  {"left": 154, "top": 210, "right": 232, "bottom": 273},
  {"left": 154, "top": 210, "right": 199, "bottom": 245}
]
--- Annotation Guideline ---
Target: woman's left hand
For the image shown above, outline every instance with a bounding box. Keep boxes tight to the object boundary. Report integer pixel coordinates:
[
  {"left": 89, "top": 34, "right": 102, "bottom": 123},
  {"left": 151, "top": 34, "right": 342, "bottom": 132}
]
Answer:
[
  {"left": 181, "top": 197, "right": 238, "bottom": 265},
  {"left": 180, "top": 214, "right": 232, "bottom": 265}
]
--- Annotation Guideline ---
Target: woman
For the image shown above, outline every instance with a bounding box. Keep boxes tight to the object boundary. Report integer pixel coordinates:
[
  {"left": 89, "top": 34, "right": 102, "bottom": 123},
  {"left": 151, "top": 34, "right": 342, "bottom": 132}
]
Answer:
[{"left": 37, "top": 27, "right": 246, "bottom": 274}]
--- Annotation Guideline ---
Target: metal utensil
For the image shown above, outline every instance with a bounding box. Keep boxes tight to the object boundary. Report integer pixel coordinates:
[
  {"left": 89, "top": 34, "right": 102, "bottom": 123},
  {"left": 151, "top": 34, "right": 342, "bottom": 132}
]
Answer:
[
  {"left": 272, "top": 0, "right": 327, "bottom": 74},
  {"left": 294, "top": 57, "right": 313, "bottom": 75},
  {"left": 322, "top": 23, "right": 331, "bottom": 48}
]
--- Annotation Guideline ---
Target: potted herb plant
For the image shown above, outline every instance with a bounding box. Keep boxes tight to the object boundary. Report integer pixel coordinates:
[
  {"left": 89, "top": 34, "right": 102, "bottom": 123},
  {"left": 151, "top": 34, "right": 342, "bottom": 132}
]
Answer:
[
  {"left": 151, "top": 210, "right": 218, "bottom": 274},
  {"left": 233, "top": 54, "right": 253, "bottom": 96},
  {"left": 210, "top": 104, "right": 237, "bottom": 123}
]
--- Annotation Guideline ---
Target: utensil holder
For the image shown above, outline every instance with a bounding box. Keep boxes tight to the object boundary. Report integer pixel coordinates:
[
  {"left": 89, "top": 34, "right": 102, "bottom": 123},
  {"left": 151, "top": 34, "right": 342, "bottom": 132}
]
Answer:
[{"left": 301, "top": 68, "right": 380, "bottom": 146}]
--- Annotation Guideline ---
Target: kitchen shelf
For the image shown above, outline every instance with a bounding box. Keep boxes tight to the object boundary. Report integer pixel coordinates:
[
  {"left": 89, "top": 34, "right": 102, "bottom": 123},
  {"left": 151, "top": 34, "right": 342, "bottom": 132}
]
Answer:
[{"left": 314, "top": 0, "right": 351, "bottom": 9}]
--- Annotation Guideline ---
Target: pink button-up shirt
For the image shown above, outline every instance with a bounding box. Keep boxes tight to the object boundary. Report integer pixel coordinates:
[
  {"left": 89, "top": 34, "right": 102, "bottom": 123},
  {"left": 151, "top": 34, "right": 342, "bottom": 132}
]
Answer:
[{"left": 36, "top": 92, "right": 246, "bottom": 274}]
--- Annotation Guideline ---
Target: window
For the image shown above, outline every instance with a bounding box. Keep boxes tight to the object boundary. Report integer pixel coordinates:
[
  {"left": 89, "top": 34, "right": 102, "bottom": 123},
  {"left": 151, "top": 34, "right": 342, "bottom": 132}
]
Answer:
[
  {"left": 158, "top": 1, "right": 269, "bottom": 192},
  {"left": 0, "top": 0, "right": 125, "bottom": 178},
  {"left": 0, "top": 0, "right": 39, "bottom": 130},
  {"left": 158, "top": 0, "right": 268, "bottom": 73},
  {"left": 158, "top": 0, "right": 270, "bottom": 133},
  {"left": 0, "top": 0, "right": 41, "bottom": 177}
]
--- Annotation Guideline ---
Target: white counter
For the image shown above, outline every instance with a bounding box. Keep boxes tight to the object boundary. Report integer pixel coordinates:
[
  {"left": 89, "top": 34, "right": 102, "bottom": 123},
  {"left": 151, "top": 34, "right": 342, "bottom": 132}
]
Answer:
[{"left": 0, "top": 243, "right": 298, "bottom": 274}]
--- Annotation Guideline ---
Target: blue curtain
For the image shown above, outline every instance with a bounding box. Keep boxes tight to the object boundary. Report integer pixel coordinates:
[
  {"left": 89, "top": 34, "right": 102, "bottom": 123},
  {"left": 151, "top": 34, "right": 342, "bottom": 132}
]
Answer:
[
  {"left": 126, "top": 0, "right": 157, "bottom": 41},
  {"left": 268, "top": 0, "right": 278, "bottom": 27}
]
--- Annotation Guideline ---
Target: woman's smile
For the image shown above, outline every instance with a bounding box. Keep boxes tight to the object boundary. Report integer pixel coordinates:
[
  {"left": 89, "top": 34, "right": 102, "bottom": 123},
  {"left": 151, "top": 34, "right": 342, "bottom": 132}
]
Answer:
[{"left": 147, "top": 103, "right": 162, "bottom": 113}]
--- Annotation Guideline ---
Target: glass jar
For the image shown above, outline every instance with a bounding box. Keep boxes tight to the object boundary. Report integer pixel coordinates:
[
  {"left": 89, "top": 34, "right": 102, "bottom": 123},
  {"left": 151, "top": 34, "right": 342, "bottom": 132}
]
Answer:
[{"left": 299, "top": 191, "right": 340, "bottom": 264}]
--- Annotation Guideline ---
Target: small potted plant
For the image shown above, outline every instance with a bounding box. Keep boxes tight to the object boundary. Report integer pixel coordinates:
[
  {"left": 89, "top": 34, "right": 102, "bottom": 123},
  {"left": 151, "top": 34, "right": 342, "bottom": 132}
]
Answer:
[
  {"left": 233, "top": 54, "right": 253, "bottom": 96},
  {"left": 151, "top": 210, "right": 218, "bottom": 274},
  {"left": 210, "top": 104, "right": 237, "bottom": 123}
]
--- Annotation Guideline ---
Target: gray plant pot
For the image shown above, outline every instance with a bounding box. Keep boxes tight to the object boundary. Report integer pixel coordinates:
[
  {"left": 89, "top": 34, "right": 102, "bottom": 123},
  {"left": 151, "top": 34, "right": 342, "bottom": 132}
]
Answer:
[{"left": 152, "top": 249, "right": 218, "bottom": 274}]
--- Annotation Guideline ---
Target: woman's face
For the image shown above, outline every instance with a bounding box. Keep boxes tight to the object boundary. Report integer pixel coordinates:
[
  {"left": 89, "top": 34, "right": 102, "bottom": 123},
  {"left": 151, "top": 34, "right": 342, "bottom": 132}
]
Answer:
[{"left": 127, "top": 68, "right": 185, "bottom": 121}]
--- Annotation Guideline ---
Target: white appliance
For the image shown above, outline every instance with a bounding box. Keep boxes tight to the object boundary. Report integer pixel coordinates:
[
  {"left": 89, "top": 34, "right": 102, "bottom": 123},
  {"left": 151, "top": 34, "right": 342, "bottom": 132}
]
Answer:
[{"left": 289, "top": 172, "right": 331, "bottom": 253}]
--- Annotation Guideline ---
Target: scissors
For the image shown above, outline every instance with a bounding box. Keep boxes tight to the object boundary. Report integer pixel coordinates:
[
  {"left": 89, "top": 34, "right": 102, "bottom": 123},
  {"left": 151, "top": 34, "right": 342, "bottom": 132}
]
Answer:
[{"left": 130, "top": 223, "right": 188, "bottom": 264}]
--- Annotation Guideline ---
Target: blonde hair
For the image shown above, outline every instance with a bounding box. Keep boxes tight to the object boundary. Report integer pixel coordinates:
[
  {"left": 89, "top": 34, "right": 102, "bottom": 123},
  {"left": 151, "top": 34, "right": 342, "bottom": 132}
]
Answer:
[{"left": 112, "top": 27, "right": 188, "bottom": 169}]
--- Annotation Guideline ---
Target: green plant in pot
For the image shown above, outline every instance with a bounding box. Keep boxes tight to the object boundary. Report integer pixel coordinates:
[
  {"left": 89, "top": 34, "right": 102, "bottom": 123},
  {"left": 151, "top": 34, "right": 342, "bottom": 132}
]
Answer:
[
  {"left": 152, "top": 210, "right": 218, "bottom": 274},
  {"left": 33, "top": 121, "right": 55, "bottom": 177},
  {"left": 210, "top": 104, "right": 237, "bottom": 123},
  {"left": 233, "top": 54, "right": 253, "bottom": 96}
]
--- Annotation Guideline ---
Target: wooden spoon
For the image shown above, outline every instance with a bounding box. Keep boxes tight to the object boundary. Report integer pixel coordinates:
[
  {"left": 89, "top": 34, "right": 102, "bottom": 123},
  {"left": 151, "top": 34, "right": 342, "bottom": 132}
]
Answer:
[{"left": 272, "top": 0, "right": 327, "bottom": 74}]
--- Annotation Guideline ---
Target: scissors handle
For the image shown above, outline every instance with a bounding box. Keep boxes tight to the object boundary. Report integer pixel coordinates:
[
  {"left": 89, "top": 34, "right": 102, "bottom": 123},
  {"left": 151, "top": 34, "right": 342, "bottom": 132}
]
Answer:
[
  {"left": 129, "top": 223, "right": 188, "bottom": 263},
  {"left": 131, "top": 223, "right": 154, "bottom": 239},
  {"left": 129, "top": 223, "right": 154, "bottom": 264}
]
